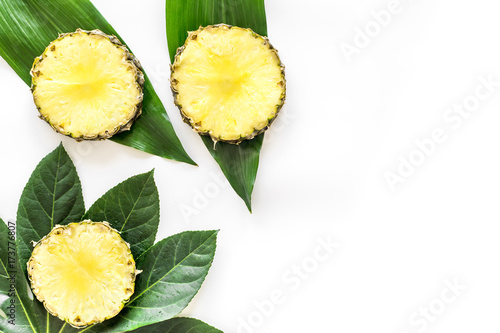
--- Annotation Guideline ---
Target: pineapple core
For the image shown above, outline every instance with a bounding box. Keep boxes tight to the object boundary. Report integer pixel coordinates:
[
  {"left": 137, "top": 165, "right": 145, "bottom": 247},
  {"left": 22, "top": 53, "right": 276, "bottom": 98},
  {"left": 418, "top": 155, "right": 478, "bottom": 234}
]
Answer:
[
  {"left": 28, "top": 221, "right": 136, "bottom": 327},
  {"left": 31, "top": 30, "right": 143, "bottom": 140},
  {"left": 171, "top": 25, "right": 286, "bottom": 143}
]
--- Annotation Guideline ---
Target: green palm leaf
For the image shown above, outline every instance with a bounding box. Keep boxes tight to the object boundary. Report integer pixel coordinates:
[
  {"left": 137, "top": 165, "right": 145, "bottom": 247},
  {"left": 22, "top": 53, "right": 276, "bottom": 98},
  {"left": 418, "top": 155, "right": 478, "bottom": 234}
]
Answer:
[
  {"left": 166, "top": 0, "right": 268, "bottom": 211},
  {"left": 0, "top": 0, "right": 195, "bottom": 165}
]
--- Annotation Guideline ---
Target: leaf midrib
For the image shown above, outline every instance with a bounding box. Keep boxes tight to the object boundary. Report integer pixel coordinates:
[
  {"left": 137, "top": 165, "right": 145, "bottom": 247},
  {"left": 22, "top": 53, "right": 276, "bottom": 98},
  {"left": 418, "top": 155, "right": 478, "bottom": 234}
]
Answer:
[
  {"left": 57, "top": 322, "right": 66, "bottom": 333},
  {"left": 50, "top": 148, "right": 63, "bottom": 230},
  {"left": 119, "top": 172, "right": 153, "bottom": 233}
]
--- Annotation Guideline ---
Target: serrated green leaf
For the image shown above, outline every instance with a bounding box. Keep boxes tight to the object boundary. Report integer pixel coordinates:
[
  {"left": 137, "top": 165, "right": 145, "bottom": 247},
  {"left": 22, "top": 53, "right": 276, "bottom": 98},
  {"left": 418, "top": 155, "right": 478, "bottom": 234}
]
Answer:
[
  {"left": 0, "top": 219, "right": 45, "bottom": 333},
  {"left": 81, "top": 230, "right": 218, "bottom": 333},
  {"left": 131, "top": 317, "right": 223, "bottom": 333},
  {"left": 0, "top": 0, "right": 195, "bottom": 165},
  {"left": 14, "top": 144, "right": 84, "bottom": 333},
  {"left": 16, "top": 143, "right": 85, "bottom": 276},
  {"left": 166, "top": 0, "right": 269, "bottom": 210},
  {"left": 83, "top": 170, "right": 160, "bottom": 260},
  {"left": 4, "top": 145, "right": 219, "bottom": 333}
]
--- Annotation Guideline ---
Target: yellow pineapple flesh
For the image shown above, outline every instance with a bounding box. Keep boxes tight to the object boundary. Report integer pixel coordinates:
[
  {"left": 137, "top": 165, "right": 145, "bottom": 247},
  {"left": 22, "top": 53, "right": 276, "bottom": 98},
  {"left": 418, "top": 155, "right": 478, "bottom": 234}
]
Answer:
[
  {"left": 171, "top": 24, "right": 286, "bottom": 144},
  {"left": 27, "top": 221, "right": 137, "bottom": 327},
  {"left": 31, "top": 29, "right": 144, "bottom": 140}
]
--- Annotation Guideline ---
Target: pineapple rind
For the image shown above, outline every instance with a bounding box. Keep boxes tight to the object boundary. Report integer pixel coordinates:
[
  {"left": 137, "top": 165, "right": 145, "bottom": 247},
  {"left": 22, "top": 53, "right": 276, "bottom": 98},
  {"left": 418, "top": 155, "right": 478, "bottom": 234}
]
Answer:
[
  {"left": 31, "top": 29, "right": 145, "bottom": 141},
  {"left": 27, "top": 220, "right": 137, "bottom": 328},
  {"left": 170, "top": 24, "right": 286, "bottom": 144}
]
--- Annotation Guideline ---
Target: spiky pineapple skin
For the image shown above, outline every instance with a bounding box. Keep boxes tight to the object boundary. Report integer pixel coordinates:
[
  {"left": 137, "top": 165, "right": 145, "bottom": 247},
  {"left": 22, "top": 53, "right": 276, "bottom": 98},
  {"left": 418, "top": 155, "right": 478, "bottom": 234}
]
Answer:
[
  {"left": 27, "top": 220, "right": 138, "bottom": 328},
  {"left": 30, "top": 29, "right": 145, "bottom": 141},
  {"left": 170, "top": 24, "right": 286, "bottom": 145}
]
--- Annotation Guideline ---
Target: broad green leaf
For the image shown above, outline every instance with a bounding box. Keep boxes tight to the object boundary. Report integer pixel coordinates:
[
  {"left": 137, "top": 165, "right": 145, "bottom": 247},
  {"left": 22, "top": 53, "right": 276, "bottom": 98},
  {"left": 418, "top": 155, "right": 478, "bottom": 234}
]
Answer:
[
  {"left": 4, "top": 145, "right": 219, "bottom": 333},
  {"left": 81, "top": 230, "right": 218, "bottom": 333},
  {"left": 131, "top": 317, "right": 223, "bottom": 333},
  {"left": 0, "top": 219, "right": 45, "bottom": 333},
  {"left": 0, "top": 0, "right": 195, "bottom": 165},
  {"left": 16, "top": 143, "right": 85, "bottom": 276},
  {"left": 166, "top": 0, "right": 269, "bottom": 210},
  {"left": 84, "top": 170, "right": 160, "bottom": 260}
]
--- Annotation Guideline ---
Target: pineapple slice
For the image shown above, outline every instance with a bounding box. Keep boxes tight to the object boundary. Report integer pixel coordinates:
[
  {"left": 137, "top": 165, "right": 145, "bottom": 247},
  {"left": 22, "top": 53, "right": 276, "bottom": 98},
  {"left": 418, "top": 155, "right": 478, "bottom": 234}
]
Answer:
[
  {"left": 171, "top": 24, "right": 286, "bottom": 144},
  {"left": 31, "top": 29, "right": 144, "bottom": 140},
  {"left": 27, "top": 221, "right": 138, "bottom": 328}
]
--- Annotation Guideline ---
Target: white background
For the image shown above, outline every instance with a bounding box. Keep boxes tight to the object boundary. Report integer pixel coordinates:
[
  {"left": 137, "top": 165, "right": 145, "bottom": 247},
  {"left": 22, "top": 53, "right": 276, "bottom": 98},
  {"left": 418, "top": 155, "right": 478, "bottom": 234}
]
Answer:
[{"left": 1, "top": 0, "right": 500, "bottom": 332}]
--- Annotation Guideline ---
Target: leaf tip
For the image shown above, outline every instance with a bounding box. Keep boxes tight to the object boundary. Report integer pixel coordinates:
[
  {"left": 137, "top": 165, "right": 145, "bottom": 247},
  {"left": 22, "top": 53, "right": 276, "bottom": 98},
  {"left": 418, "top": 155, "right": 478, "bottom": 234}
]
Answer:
[{"left": 245, "top": 200, "right": 252, "bottom": 213}]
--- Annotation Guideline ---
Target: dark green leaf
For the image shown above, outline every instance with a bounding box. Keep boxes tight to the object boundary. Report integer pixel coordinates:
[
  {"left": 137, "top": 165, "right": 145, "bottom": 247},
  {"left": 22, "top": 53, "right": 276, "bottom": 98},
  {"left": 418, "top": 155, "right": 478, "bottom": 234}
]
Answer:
[
  {"left": 131, "top": 317, "right": 223, "bottom": 333},
  {"left": 166, "top": 0, "right": 269, "bottom": 210},
  {"left": 82, "top": 230, "right": 218, "bottom": 332},
  {"left": 84, "top": 170, "right": 160, "bottom": 260},
  {"left": 0, "top": 219, "right": 45, "bottom": 333},
  {"left": 202, "top": 135, "right": 263, "bottom": 211},
  {"left": 0, "top": 0, "right": 195, "bottom": 164},
  {"left": 166, "top": 0, "right": 267, "bottom": 63},
  {"left": 16, "top": 143, "right": 85, "bottom": 276},
  {"left": 14, "top": 144, "right": 84, "bottom": 333}
]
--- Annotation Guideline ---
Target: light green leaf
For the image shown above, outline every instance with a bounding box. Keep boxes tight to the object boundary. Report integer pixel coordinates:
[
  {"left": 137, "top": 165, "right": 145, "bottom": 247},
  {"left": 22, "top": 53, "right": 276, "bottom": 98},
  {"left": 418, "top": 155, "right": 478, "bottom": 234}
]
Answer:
[
  {"left": 166, "top": 0, "right": 269, "bottom": 210},
  {"left": 83, "top": 170, "right": 160, "bottom": 259},
  {"left": 0, "top": 0, "right": 195, "bottom": 164},
  {"left": 82, "top": 230, "right": 218, "bottom": 332},
  {"left": 131, "top": 317, "right": 223, "bottom": 333}
]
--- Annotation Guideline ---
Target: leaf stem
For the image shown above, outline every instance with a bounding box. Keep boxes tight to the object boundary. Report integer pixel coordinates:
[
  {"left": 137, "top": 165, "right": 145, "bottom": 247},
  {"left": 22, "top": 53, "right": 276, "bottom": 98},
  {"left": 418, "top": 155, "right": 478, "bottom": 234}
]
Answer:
[{"left": 57, "top": 322, "right": 67, "bottom": 333}]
